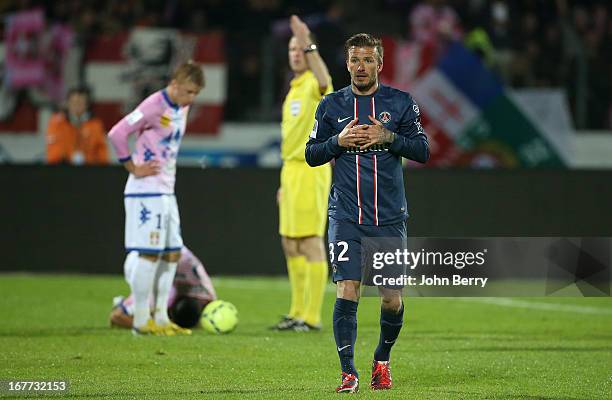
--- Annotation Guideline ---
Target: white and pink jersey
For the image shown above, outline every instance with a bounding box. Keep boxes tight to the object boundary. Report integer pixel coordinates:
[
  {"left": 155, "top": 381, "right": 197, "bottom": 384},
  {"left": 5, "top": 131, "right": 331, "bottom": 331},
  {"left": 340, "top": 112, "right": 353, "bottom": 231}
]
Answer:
[{"left": 108, "top": 90, "right": 189, "bottom": 195}]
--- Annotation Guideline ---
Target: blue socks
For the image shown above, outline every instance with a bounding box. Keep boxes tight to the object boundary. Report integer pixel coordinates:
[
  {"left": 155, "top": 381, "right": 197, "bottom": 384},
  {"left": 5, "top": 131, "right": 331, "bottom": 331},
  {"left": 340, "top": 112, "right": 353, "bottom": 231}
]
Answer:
[
  {"left": 333, "top": 299, "right": 404, "bottom": 375},
  {"left": 333, "top": 298, "right": 359, "bottom": 377},
  {"left": 373, "top": 303, "right": 404, "bottom": 362}
]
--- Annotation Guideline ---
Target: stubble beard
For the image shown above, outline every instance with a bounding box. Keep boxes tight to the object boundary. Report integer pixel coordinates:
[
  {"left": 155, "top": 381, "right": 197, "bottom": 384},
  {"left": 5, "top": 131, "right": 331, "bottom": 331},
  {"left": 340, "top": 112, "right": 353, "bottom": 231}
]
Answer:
[{"left": 353, "top": 75, "right": 376, "bottom": 93}]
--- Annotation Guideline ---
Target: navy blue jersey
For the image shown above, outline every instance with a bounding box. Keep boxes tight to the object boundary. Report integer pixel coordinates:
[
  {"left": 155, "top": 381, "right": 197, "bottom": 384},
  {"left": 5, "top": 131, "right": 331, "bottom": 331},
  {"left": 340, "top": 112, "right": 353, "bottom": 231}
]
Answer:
[{"left": 305, "top": 84, "right": 429, "bottom": 226}]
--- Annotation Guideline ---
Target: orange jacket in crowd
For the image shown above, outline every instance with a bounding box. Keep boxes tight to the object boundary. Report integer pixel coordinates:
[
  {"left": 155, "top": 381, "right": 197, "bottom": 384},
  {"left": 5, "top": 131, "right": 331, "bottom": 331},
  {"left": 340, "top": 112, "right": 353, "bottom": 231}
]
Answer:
[{"left": 46, "top": 112, "right": 110, "bottom": 165}]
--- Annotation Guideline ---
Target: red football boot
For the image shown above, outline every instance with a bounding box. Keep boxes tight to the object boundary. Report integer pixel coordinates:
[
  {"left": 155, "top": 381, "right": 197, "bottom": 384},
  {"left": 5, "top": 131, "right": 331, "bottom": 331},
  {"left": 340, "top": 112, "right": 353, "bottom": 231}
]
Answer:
[
  {"left": 371, "top": 360, "right": 392, "bottom": 390},
  {"left": 336, "top": 372, "right": 359, "bottom": 393}
]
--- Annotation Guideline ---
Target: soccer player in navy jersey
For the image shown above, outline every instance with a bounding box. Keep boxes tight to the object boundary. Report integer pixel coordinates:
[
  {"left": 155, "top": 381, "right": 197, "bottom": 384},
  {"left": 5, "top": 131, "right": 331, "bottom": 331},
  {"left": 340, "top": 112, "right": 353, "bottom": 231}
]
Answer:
[{"left": 305, "top": 33, "right": 429, "bottom": 393}]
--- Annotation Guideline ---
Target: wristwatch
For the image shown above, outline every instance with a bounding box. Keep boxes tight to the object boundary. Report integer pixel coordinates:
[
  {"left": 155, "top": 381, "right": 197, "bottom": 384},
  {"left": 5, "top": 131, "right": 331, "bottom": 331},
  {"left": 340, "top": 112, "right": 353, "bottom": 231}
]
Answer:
[{"left": 303, "top": 43, "right": 318, "bottom": 53}]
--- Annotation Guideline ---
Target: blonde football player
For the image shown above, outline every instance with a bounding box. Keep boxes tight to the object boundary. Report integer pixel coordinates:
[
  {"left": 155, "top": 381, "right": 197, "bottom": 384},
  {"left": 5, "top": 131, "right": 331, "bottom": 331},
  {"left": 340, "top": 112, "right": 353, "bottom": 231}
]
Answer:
[{"left": 108, "top": 62, "right": 204, "bottom": 336}]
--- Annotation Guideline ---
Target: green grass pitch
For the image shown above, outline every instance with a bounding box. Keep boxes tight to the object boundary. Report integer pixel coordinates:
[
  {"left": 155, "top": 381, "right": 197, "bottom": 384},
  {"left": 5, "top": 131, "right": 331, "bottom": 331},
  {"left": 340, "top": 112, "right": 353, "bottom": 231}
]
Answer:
[{"left": 1, "top": 274, "right": 611, "bottom": 399}]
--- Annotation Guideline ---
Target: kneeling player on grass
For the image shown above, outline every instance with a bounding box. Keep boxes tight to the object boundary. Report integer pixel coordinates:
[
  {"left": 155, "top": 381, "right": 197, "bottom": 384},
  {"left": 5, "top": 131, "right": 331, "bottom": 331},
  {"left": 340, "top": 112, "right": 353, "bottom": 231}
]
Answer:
[{"left": 110, "top": 246, "right": 216, "bottom": 333}]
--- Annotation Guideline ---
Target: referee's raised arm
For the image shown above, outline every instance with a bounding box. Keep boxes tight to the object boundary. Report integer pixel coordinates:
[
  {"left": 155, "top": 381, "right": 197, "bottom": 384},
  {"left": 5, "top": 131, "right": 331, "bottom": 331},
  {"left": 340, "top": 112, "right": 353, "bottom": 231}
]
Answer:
[{"left": 290, "top": 15, "right": 330, "bottom": 93}]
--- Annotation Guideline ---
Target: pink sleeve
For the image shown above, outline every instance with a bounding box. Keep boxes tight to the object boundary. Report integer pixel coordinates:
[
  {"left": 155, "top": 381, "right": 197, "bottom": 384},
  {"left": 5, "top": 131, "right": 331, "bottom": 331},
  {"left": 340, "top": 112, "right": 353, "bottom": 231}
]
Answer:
[
  {"left": 167, "top": 286, "right": 177, "bottom": 308},
  {"left": 195, "top": 262, "right": 217, "bottom": 301},
  {"left": 107, "top": 99, "right": 155, "bottom": 161},
  {"left": 177, "top": 247, "right": 217, "bottom": 302}
]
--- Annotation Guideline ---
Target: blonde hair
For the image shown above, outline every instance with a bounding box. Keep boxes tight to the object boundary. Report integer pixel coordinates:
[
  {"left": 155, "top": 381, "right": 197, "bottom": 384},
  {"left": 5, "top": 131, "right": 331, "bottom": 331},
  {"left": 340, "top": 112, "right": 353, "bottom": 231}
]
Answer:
[{"left": 172, "top": 61, "right": 204, "bottom": 87}]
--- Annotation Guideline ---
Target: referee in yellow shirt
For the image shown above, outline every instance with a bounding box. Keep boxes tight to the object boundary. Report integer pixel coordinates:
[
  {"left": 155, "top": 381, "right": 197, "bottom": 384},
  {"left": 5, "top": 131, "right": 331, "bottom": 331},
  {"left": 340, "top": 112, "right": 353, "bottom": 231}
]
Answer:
[{"left": 273, "top": 15, "right": 333, "bottom": 331}]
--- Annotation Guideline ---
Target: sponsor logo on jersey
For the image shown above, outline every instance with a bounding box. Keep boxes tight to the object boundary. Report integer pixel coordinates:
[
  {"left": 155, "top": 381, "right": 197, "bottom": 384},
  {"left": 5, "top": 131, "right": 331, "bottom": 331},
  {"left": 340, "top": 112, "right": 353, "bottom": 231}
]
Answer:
[
  {"left": 346, "top": 144, "right": 388, "bottom": 153},
  {"left": 160, "top": 114, "right": 171, "bottom": 127},
  {"left": 415, "top": 118, "right": 424, "bottom": 134}
]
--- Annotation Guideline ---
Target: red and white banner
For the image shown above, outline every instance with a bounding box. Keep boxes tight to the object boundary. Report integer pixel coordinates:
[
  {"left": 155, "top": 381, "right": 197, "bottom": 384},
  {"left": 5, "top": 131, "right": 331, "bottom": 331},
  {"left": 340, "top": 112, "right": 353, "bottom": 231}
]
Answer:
[
  {"left": 0, "top": 30, "right": 226, "bottom": 135},
  {"left": 4, "top": 9, "right": 46, "bottom": 89},
  {"left": 85, "top": 29, "right": 226, "bottom": 135}
]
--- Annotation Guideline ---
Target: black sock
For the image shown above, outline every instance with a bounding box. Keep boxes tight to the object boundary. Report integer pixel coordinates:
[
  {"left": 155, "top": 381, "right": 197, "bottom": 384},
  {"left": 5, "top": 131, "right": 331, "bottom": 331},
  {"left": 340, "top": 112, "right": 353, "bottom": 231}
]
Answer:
[
  {"left": 333, "top": 298, "right": 359, "bottom": 377},
  {"left": 373, "top": 303, "right": 404, "bottom": 362}
]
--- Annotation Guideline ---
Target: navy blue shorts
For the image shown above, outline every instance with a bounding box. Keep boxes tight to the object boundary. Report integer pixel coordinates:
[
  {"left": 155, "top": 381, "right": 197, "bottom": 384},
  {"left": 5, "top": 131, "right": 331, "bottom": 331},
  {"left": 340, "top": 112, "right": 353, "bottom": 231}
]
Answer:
[{"left": 328, "top": 217, "right": 407, "bottom": 283}]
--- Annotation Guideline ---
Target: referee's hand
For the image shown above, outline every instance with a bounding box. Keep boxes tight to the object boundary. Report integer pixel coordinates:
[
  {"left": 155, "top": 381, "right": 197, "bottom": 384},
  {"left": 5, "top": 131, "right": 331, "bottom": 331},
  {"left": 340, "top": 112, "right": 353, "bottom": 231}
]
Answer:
[{"left": 290, "top": 15, "right": 311, "bottom": 48}]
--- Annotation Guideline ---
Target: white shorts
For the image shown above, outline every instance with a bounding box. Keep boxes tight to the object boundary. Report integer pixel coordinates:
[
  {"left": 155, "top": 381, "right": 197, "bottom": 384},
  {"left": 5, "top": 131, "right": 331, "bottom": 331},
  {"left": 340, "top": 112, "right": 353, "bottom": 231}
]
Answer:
[{"left": 124, "top": 194, "right": 183, "bottom": 254}]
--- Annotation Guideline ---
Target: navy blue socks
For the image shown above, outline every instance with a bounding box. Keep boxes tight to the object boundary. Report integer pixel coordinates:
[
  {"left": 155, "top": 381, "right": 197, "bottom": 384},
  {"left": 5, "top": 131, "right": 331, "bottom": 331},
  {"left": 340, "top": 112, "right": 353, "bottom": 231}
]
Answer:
[
  {"left": 333, "top": 298, "right": 359, "bottom": 377},
  {"left": 373, "top": 303, "right": 404, "bottom": 362}
]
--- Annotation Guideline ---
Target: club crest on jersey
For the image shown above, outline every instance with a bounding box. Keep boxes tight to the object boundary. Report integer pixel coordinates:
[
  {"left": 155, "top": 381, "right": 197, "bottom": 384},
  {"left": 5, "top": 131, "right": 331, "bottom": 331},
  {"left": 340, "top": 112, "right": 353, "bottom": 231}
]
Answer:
[
  {"left": 379, "top": 111, "right": 391, "bottom": 124},
  {"left": 160, "top": 114, "right": 171, "bottom": 127},
  {"left": 150, "top": 231, "right": 160, "bottom": 246}
]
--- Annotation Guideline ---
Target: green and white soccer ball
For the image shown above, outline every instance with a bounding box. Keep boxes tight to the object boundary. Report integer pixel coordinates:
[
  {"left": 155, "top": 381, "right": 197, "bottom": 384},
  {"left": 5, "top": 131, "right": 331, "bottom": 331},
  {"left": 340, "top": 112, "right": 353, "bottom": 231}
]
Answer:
[{"left": 201, "top": 300, "right": 238, "bottom": 334}]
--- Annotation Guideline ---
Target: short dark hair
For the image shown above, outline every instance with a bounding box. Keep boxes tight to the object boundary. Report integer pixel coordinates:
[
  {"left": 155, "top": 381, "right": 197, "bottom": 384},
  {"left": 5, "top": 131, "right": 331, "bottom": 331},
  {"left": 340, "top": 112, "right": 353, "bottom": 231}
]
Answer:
[
  {"left": 172, "top": 60, "right": 205, "bottom": 87},
  {"left": 66, "top": 86, "right": 90, "bottom": 100},
  {"left": 169, "top": 297, "right": 202, "bottom": 328},
  {"left": 65, "top": 86, "right": 92, "bottom": 113},
  {"left": 344, "top": 33, "right": 384, "bottom": 64}
]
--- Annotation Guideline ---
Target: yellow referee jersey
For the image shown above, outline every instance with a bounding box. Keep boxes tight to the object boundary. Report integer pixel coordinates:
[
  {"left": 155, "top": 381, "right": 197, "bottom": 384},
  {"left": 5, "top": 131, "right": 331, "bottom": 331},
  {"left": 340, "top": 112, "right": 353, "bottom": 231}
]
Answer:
[{"left": 281, "top": 70, "right": 333, "bottom": 162}]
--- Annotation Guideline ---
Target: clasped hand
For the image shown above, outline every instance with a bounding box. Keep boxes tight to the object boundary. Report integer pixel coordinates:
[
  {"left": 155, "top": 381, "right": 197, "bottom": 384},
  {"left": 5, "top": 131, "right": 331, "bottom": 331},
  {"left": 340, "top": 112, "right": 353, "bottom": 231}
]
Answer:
[{"left": 337, "top": 115, "right": 393, "bottom": 149}]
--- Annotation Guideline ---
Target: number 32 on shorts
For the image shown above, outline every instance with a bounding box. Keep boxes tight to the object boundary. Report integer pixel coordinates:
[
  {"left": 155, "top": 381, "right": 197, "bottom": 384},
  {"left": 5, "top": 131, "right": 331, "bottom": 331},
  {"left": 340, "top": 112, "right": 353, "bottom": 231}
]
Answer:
[{"left": 329, "top": 241, "right": 350, "bottom": 263}]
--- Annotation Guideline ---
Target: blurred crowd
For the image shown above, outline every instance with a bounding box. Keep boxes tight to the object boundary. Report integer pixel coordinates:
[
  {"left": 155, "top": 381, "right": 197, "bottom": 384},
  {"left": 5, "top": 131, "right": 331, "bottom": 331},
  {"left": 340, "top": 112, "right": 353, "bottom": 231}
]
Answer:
[
  {"left": 462, "top": 0, "right": 611, "bottom": 130},
  {"left": 0, "top": 0, "right": 610, "bottom": 129}
]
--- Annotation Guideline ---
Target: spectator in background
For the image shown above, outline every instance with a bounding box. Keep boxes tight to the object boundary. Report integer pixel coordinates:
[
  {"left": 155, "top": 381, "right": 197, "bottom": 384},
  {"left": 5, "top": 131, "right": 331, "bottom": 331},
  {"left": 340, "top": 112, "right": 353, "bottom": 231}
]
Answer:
[
  {"left": 487, "top": 0, "right": 512, "bottom": 49},
  {"left": 464, "top": 28, "right": 495, "bottom": 68},
  {"left": 46, "top": 87, "right": 109, "bottom": 165},
  {"left": 486, "top": 0, "right": 514, "bottom": 79}
]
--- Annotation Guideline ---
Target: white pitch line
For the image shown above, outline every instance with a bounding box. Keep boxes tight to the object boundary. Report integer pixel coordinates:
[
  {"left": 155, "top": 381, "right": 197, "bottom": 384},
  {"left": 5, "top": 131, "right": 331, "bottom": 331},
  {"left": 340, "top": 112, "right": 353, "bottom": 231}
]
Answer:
[
  {"left": 459, "top": 297, "right": 612, "bottom": 316},
  {"left": 213, "top": 278, "right": 612, "bottom": 315}
]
